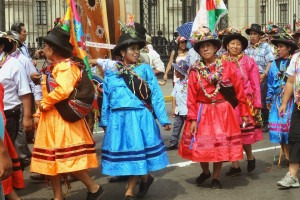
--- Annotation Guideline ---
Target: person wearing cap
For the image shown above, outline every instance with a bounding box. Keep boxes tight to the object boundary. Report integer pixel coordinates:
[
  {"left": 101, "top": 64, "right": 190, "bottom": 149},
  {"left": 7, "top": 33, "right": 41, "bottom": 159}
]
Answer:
[
  {"left": 5, "top": 31, "right": 42, "bottom": 170},
  {"left": 164, "top": 36, "right": 189, "bottom": 85},
  {"left": 222, "top": 28, "right": 262, "bottom": 176},
  {"left": 165, "top": 60, "right": 189, "bottom": 151},
  {"left": 277, "top": 40, "right": 300, "bottom": 188},
  {"left": 0, "top": 32, "right": 31, "bottom": 199},
  {"left": 245, "top": 23, "right": 275, "bottom": 133},
  {"left": 178, "top": 27, "right": 249, "bottom": 189},
  {"left": 30, "top": 26, "right": 103, "bottom": 200},
  {"left": 96, "top": 19, "right": 171, "bottom": 200},
  {"left": 266, "top": 32, "right": 299, "bottom": 168}
]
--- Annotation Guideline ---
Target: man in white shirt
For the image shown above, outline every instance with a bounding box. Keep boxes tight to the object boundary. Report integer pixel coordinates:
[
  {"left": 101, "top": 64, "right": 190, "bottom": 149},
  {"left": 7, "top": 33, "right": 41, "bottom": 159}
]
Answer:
[
  {"left": 11, "top": 22, "right": 31, "bottom": 59},
  {"left": 0, "top": 32, "right": 33, "bottom": 170}
]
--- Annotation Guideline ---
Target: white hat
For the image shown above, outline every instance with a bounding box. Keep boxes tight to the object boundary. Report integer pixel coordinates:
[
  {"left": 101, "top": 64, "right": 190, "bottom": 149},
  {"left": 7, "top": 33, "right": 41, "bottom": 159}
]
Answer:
[{"left": 146, "top": 34, "right": 152, "bottom": 44}]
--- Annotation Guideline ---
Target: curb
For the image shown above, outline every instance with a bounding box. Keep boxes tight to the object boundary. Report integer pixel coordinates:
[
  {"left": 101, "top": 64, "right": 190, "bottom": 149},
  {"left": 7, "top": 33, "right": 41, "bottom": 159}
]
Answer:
[{"left": 164, "top": 96, "right": 172, "bottom": 102}]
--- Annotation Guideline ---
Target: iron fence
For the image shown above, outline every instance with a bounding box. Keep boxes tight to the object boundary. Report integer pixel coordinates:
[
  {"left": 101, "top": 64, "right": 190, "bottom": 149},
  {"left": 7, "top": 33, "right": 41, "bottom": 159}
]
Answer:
[{"left": 3, "top": 0, "right": 67, "bottom": 55}]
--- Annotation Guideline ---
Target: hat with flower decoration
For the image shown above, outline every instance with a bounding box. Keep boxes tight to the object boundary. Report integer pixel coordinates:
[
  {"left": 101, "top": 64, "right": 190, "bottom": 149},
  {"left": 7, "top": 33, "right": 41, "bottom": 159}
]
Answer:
[
  {"left": 172, "top": 60, "right": 189, "bottom": 76},
  {"left": 113, "top": 15, "right": 146, "bottom": 56},
  {"left": 293, "top": 19, "right": 300, "bottom": 36},
  {"left": 271, "top": 30, "right": 298, "bottom": 54},
  {"left": 0, "top": 31, "right": 19, "bottom": 53},
  {"left": 190, "top": 26, "right": 221, "bottom": 52},
  {"left": 222, "top": 28, "right": 248, "bottom": 51},
  {"left": 265, "top": 22, "right": 279, "bottom": 34}
]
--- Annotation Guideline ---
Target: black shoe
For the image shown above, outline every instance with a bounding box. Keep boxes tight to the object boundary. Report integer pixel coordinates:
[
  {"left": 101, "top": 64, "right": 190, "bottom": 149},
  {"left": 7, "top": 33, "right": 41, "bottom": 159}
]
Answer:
[
  {"left": 86, "top": 185, "right": 104, "bottom": 200},
  {"left": 30, "top": 173, "right": 46, "bottom": 181},
  {"left": 137, "top": 174, "right": 154, "bottom": 198},
  {"left": 211, "top": 179, "right": 222, "bottom": 189},
  {"left": 195, "top": 172, "right": 211, "bottom": 185},
  {"left": 166, "top": 143, "right": 178, "bottom": 151},
  {"left": 225, "top": 167, "right": 242, "bottom": 177},
  {"left": 107, "top": 176, "right": 129, "bottom": 183},
  {"left": 247, "top": 158, "right": 256, "bottom": 172},
  {"left": 124, "top": 195, "right": 135, "bottom": 200}
]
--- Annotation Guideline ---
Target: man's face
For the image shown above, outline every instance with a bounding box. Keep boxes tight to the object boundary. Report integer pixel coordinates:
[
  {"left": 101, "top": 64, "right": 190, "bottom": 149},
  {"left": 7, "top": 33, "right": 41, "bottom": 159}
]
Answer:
[
  {"left": 19, "top": 26, "right": 27, "bottom": 43},
  {"left": 249, "top": 31, "right": 261, "bottom": 44}
]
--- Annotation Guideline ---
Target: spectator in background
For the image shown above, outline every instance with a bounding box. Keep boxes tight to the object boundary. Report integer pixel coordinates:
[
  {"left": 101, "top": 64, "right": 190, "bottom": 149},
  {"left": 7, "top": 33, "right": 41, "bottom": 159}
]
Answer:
[
  {"left": 145, "top": 34, "right": 165, "bottom": 75},
  {"left": 11, "top": 22, "right": 30, "bottom": 59}
]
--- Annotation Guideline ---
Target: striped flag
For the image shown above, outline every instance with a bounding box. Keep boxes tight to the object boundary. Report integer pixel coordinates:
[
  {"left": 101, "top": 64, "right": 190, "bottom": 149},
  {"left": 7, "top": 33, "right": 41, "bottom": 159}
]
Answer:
[
  {"left": 61, "top": 0, "right": 93, "bottom": 79},
  {"left": 191, "top": 0, "right": 228, "bottom": 32}
]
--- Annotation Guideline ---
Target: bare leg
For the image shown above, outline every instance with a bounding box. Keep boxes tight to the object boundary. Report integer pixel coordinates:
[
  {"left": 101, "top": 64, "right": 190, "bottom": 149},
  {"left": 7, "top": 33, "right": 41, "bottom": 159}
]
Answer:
[
  {"left": 125, "top": 176, "right": 139, "bottom": 196},
  {"left": 289, "top": 163, "right": 299, "bottom": 178},
  {"left": 71, "top": 170, "right": 100, "bottom": 193},
  {"left": 243, "top": 144, "right": 254, "bottom": 160},
  {"left": 231, "top": 161, "right": 240, "bottom": 168},
  {"left": 212, "top": 162, "right": 223, "bottom": 180},
  {"left": 281, "top": 143, "right": 289, "bottom": 160},
  {"left": 49, "top": 174, "right": 64, "bottom": 200},
  {"left": 5, "top": 190, "right": 21, "bottom": 200},
  {"left": 200, "top": 162, "right": 210, "bottom": 174}
]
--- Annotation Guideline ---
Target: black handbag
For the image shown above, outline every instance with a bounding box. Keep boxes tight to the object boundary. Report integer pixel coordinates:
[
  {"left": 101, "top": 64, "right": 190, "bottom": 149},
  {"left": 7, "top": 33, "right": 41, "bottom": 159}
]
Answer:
[
  {"left": 219, "top": 83, "right": 239, "bottom": 108},
  {"left": 45, "top": 62, "right": 95, "bottom": 122}
]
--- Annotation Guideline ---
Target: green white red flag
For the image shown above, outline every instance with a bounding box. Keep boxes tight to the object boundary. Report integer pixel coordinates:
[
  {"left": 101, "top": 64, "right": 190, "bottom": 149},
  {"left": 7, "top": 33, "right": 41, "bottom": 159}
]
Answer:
[{"left": 191, "top": 0, "right": 228, "bottom": 32}]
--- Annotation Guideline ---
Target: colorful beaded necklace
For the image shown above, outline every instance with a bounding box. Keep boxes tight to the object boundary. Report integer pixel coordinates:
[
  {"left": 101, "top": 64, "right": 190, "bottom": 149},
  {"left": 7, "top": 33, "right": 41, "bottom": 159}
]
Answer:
[{"left": 196, "top": 59, "right": 223, "bottom": 99}]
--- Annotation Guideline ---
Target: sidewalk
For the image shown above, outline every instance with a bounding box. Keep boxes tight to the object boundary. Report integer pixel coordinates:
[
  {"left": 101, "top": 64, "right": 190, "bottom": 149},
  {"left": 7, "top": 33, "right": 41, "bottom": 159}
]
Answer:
[{"left": 159, "top": 79, "right": 173, "bottom": 102}]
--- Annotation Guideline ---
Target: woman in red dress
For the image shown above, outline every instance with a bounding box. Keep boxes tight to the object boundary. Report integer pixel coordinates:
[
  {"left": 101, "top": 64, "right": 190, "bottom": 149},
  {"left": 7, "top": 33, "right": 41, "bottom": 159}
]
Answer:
[{"left": 178, "top": 27, "right": 250, "bottom": 189}]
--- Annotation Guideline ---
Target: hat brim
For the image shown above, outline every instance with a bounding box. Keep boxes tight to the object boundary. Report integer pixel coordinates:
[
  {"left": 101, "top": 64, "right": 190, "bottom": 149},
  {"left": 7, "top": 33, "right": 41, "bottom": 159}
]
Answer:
[
  {"left": 271, "top": 39, "right": 299, "bottom": 54},
  {"left": 223, "top": 34, "right": 248, "bottom": 51},
  {"left": 245, "top": 28, "right": 265, "bottom": 35},
  {"left": 193, "top": 39, "right": 222, "bottom": 53},
  {"left": 172, "top": 63, "right": 188, "bottom": 76},
  {"left": 43, "top": 34, "right": 73, "bottom": 54},
  {"left": 113, "top": 39, "right": 146, "bottom": 56}
]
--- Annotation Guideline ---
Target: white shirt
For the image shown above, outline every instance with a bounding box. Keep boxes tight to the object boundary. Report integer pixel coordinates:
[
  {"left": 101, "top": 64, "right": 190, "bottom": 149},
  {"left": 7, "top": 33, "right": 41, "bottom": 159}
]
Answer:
[
  {"left": 286, "top": 52, "right": 300, "bottom": 103},
  {"left": 11, "top": 49, "right": 42, "bottom": 101},
  {"left": 0, "top": 55, "right": 31, "bottom": 110},
  {"left": 19, "top": 43, "right": 31, "bottom": 59},
  {"left": 171, "top": 78, "right": 188, "bottom": 115},
  {"left": 147, "top": 46, "right": 165, "bottom": 73}
]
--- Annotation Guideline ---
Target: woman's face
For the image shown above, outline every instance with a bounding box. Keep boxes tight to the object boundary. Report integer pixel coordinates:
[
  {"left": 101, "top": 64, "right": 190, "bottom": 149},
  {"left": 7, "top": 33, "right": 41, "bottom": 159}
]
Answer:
[
  {"left": 43, "top": 43, "right": 54, "bottom": 61},
  {"left": 277, "top": 43, "right": 291, "bottom": 58},
  {"left": 178, "top": 41, "right": 187, "bottom": 50},
  {"left": 122, "top": 43, "right": 141, "bottom": 64},
  {"left": 227, "top": 39, "right": 243, "bottom": 56},
  {"left": 198, "top": 41, "right": 218, "bottom": 61}
]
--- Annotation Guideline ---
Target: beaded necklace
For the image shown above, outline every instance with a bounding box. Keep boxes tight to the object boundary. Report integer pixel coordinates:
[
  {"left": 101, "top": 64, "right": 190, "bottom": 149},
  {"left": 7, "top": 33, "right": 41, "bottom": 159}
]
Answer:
[{"left": 196, "top": 59, "right": 223, "bottom": 99}]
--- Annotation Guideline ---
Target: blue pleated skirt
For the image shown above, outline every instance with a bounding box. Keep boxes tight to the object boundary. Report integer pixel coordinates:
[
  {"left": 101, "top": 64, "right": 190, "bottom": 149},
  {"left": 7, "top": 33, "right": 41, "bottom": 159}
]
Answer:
[
  {"left": 101, "top": 108, "right": 169, "bottom": 176},
  {"left": 269, "top": 96, "right": 294, "bottom": 144}
]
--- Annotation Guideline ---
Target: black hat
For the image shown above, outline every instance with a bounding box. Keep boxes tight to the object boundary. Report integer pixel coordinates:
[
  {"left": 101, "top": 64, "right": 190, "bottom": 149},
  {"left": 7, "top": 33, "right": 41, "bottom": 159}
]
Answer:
[
  {"left": 245, "top": 24, "right": 265, "bottom": 35},
  {"left": 271, "top": 33, "right": 299, "bottom": 54},
  {"left": 113, "top": 33, "right": 146, "bottom": 56},
  {"left": 223, "top": 34, "right": 248, "bottom": 51},
  {"left": 0, "top": 31, "right": 17, "bottom": 53},
  {"left": 43, "top": 26, "right": 73, "bottom": 54}
]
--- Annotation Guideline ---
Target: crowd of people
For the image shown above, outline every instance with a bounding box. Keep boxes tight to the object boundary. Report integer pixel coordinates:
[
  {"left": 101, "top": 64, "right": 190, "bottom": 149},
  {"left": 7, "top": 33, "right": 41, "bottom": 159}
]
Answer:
[{"left": 1, "top": 15, "right": 300, "bottom": 200}]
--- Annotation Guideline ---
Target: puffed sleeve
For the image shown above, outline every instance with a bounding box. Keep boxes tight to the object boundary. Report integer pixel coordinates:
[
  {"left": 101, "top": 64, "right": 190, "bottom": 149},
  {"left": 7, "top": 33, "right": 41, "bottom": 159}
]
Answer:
[
  {"left": 248, "top": 57, "right": 262, "bottom": 108},
  {"left": 227, "top": 64, "right": 250, "bottom": 117},
  {"left": 187, "top": 70, "right": 199, "bottom": 120},
  {"left": 100, "top": 75, "right": 110, "bottom": 127},
  {"left": 144, "top": 65, "right": 171, "bottom": 126},
  {"left": 266, "top": 62, "right": 276, "bottom": 104},
  {"left": 41, "top": 62, "right": 79, "bottom": 110}
]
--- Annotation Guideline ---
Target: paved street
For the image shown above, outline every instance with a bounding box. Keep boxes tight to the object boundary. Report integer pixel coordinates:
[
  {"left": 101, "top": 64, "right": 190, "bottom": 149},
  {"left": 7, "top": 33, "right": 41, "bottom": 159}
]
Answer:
[{"left": 18, "top": 81, "right": 299, "bottom": 200}]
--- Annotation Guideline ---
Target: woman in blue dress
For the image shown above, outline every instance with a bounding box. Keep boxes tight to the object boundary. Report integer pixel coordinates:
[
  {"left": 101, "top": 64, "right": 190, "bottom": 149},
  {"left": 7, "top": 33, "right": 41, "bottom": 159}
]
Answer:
[
  {"left": 267, "top": 32, "right": 299, "bottom": 165},
  {"left": 98, "top": 23, "right": 171, "bottom": 200}
]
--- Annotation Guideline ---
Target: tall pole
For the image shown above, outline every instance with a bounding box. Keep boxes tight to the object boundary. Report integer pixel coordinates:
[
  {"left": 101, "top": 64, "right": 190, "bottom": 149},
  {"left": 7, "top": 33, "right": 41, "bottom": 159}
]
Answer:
[{"left": 0, "top": 0, "right": 5, "bottom": 31}]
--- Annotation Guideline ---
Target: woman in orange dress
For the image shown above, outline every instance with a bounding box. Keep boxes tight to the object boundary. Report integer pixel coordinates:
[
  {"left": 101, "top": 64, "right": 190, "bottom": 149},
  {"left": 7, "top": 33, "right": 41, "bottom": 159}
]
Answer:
[{"left": 30, "top": 27, "right": 103, "bottom": 200}]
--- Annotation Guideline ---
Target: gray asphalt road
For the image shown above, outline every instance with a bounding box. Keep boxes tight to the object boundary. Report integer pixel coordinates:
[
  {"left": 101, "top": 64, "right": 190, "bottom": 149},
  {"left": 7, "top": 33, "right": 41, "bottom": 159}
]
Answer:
[{"left": 18, "top": 84, "right": 299, "bottom": 200}]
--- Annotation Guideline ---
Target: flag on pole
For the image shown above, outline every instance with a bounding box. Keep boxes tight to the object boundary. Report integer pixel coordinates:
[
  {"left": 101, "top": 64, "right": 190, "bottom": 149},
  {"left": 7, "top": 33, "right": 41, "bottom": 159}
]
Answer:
[
  {"left": 61, "top": 0, "right": 93, "bottom": 79},
  {"left": 191, "top": 0, "right": 228, "bottom": 33}
]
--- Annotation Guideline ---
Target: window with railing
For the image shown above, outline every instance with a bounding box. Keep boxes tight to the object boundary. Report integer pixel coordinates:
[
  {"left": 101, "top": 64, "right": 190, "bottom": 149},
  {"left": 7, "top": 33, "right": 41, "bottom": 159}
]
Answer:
[
  {"left": 278, "top": 3, "right": 288, "bottom": 27},
  {"left": 36, "top": 0, "right": 47, "bottom": 25}
]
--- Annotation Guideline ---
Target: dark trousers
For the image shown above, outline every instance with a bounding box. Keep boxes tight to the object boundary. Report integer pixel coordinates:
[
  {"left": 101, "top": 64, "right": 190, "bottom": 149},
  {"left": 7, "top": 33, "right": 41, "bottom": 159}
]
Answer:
[
  {"left": 4, "top": 105, "right": 21, "bottom": 143},
  {"left": 260, "top": 77, "right": 269, "bottom": 126},
  {"left": 170, "top": 115, "right": 187, "bottom": 145}
]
